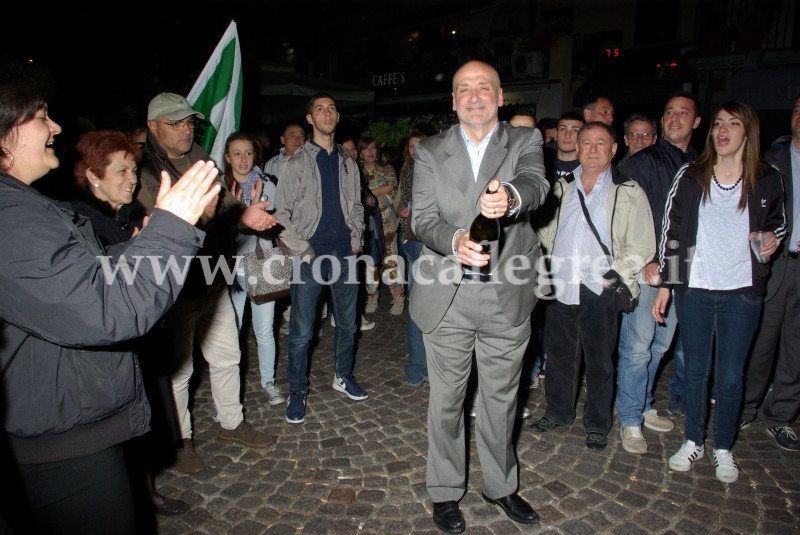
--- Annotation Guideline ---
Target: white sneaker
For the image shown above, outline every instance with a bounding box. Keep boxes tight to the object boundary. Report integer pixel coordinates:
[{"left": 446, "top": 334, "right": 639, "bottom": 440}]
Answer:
[
  {"left": 620, "top": 426, "right": 648, "bottom": 454},
  {"left": 529, "top": 374, "right": 541, "bottom": 389},
  {"left": 359, "top": 315, "right": 376, "bottom": 331},
  {"left": 365, "top": 299, "right": 378, "bottom": 314},
  {"left": 320, "top": 302, "right": 328, "bottom": 319},
  {"left": 520, "top": 407, "right": 532, "bottom": 420},
  {"left": 330, "top": 315, "right": 375, "bottom": 331},
  {"left": 390, "top": 299, "right": 405, "bottom": 315},
  {"left": 713, "top": 449, "right": 739, "bottom": 483},
  {"left": 264, "top": 383, "right": 284, "bottom": 406},
  {"left": 669, "top": 440, "right": 704, "bottom": 471},
  {"left": 643, "top": 409, "right": 674, "bottom": 433}
]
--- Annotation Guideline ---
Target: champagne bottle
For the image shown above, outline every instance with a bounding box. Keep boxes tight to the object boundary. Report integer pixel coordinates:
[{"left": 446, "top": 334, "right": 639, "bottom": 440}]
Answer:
[{"left": 468, "top": 188, "right": 500, "bottom": 280}]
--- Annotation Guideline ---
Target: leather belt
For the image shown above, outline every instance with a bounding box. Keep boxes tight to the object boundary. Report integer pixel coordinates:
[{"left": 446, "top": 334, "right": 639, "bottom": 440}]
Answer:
[{"left": 463, "top": 272, "right": 493, "bottom": 282}]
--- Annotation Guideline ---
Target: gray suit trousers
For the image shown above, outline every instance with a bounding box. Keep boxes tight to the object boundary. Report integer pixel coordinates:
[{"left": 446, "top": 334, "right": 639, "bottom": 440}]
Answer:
[{"left": 424, "top": 281, "right": 531, "bottom": 503}]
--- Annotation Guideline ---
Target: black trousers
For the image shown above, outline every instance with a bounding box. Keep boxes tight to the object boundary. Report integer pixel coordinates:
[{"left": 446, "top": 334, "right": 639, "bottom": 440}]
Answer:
[
  {"left": 742, "top": 258, "right": 800, "bottom": 426},
  {"left": 543, "top": 285, "right": 618, "bottom": 435},
  {"left": 16, "top": 445, "right": 135, "bottom": 535}
]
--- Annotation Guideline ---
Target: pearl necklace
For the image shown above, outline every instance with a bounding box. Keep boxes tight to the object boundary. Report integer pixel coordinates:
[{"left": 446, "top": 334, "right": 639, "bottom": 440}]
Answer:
[{"left": 712, "top": 167, "right": 743, "bottom": 191}]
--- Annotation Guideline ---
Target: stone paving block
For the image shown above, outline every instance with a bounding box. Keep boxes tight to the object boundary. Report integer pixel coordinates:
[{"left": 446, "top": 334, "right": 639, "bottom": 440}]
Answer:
[
  {"left": 263, "top": 524, "right": 297, "bottom": 535},
  {"left": 221, "top": 482, "right": 252, "bottom": 499},
  {"left": 327, "top": 487, "right": 356, "bottom": 505},
  {"left": 575, "top": 487, "right": 605, "bottom": 506},
  {"left": 581, "top": 510, "right": 614, "bottom": 530},
  {"left": 302, "top": 515, "right": 330, "bottom": 534},
  {"left": 321, "top": 457, "right": 351, "bottom": 468},
  {"left": 675, "top": 517, "right": 710, "bottom": 534},
  {"left": 543, "top": 480, "right": 572, "bottom": 498},
  {"left": 320, "top": 436, "right": 346, "bottom": 448},
  {"left": 560, "top": 518, "right": 595, "bottom": 534},
  {"left": 598, "top": 499, "right": 630, "bottom": 520},
  {"left": 612, "top": 521, "right": 650, "bottom": 535},
  {"left": 559, "top": 496, "right": 588, "bottom": 514},
  {"left": 536, "top": 504, "right": 567, "bottom": 524},
  {"left": 763, "top": 507, "right": 796, "bottom": 524},
  {"left": 628, "top": 479, "right": 660, "bottom": 496},
  {"left": 685, "top": 502, "right": 719, "bottom": 525},
  {"left": 616, "top": 490, "right": 648, "bottom": 508},
  {"left": 632, "top": 509, "right": 670, "bottom": 531},
  {"left": 591, "top": 479, "right": 621, "bottom": 496},
  {"left": 357, "top": 489, "right": 385, "bottom": 503},
  {"left": 761, "top": 521, "right": 799, "bottom": 534},
  {"left": 719, "top": 512, "right": 756, "bottom": 534},
  {"left": 224, "top": 508, "right": 253, "bottom": 523},
  {"left": 386, "top": 460, "right": 411, "bottom": 473},
  {"left": 575, "top": 461, "right": 605, "bottom": 478}
]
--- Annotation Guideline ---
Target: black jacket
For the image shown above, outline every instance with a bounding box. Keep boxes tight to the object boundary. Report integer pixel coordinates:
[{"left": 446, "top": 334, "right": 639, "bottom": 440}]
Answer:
[
  {"left": 69, "top": 188, "right": 145, "bottom": 248},
  {"left": 0, "top": 173, "right": 204, "bottom": 464},
  {"left": 657, "top": 162, "right": 787, "bottom": 295},
  {"left": 622, "top": 138, "right": 697, "bottom": 259}
]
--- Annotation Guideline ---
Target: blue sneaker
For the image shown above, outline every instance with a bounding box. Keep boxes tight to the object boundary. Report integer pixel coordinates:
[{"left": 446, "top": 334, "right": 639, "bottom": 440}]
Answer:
[
  {"left": 667, "top": 395, "right": 685, "bottom": 416},
  {"left": 285, "top": 391, "right": 306, "bottom": 424},
  {"left": 332, "top": 374, "right": 368, "bottom": 400}
]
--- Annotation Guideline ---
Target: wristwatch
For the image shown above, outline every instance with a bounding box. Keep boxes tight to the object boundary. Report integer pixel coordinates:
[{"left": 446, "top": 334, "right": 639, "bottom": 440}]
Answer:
[{"left": 504, "top": 184, "right": 518, "bottom": 211}]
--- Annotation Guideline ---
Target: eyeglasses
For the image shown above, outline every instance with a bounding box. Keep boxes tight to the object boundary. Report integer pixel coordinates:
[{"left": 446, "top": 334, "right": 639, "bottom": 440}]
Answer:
[
  {"left": 625, "top": 132, "right": 654, "bottom": 140},
  {"left": 161, "top": 119, "right": 199, "bottom": 131}
]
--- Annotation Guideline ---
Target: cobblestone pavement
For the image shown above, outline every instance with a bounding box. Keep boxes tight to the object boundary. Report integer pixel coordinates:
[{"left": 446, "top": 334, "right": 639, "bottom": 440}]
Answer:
[{"left": 156, "top": 292, "right": 799, "bottom": 534}]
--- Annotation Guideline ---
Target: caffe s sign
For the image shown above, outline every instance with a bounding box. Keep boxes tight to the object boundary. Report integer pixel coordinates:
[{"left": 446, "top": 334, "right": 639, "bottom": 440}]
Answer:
[{"left": 372, "top": 72, "right": 406, "bottom": 86}]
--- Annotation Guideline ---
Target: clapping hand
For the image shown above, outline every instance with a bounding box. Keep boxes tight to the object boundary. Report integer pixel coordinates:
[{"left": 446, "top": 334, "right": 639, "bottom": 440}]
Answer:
[{"left": 154, "top": 161, "right": 221, "bottom": 225}]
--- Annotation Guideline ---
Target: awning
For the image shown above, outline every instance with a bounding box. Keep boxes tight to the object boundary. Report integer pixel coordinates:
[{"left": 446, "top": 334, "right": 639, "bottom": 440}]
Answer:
[{"left": 258, "top": 63, "right": 375, "bottom": 123}]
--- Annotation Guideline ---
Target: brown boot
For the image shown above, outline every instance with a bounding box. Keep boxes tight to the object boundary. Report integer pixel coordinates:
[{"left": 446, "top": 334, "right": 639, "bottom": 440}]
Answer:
[
  {"left": 174, "top": 438, "right": 205, "bottom": 474},
  {"left": 217, "top": 421, "right": 277, "bottom": 449}
]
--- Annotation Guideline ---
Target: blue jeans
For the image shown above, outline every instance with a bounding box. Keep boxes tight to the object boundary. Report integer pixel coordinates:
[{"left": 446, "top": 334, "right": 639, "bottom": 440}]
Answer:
[
  {"left": 230, "top": 274, "right": 277, "bottom": 388},
  {"left": 288, "top": 253, "right": 358, "bottom": 393},
  {"left": 403, "top": 240, "right": 427, "bottom": 383},
  {"left": 675, "top": 290, "right": 762, "bottom": 450},
  {"left": 668, "top": 337, "right": 685, "bottom": 399},
  {"left": 616, "top": 284, "right": 679, "bottom": 426}
]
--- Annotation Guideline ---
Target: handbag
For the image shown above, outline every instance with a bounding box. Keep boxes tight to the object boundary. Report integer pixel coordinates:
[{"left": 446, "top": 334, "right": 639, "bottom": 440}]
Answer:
[
  {"left": 577, "top": 190, "right": 638, "bottom": 313},
  {"left": 242, "top": 238, "right": 293, "bottom": 304}
]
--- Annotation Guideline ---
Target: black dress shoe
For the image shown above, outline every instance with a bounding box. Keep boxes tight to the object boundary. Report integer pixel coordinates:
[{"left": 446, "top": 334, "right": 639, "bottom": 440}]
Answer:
[
  {"left": 432, "top": 501, "right": 465, "bottom": 533},
  {"left": 482, "top": 492, "right": 540, "bottom": 524},
  {"left": 153, "top": 496, "right": 190, "bottom": 517}
]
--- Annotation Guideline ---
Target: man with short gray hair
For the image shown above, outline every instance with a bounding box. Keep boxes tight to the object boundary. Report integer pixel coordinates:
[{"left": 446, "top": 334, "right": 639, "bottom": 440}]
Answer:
[{"left": 532, "top": 122, "right": 654, "bottom": 453}]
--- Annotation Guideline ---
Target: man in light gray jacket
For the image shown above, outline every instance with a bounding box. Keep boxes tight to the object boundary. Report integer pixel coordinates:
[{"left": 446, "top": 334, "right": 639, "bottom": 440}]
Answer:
[{"left": 273, "top": 93, "right": 365, "bottom": 426}]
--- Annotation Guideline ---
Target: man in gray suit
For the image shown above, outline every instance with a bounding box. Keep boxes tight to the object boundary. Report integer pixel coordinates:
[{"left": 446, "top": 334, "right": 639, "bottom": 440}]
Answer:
[
  {"left": 410, "top": 60, "right": 549, "bottom": 533},
  {"left": 740, "top": 94, "right": 800, "bottom": 450}
]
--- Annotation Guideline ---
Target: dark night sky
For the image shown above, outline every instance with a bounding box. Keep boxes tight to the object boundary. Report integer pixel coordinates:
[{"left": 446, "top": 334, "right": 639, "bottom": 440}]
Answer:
[{"left": 6, "top": 2, "right": 361, "bottom": 131}]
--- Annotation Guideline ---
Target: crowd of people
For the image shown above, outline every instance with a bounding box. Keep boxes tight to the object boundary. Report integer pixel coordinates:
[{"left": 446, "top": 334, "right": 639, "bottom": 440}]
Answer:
[{"left": 1, "top": 57, "right": 798, "bottom": 534}]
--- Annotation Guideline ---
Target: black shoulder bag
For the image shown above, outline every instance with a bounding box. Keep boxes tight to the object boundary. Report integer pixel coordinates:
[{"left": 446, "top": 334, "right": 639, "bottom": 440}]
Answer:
[{"left": 576, "top": 190, "right": 637, "bottom": 313}]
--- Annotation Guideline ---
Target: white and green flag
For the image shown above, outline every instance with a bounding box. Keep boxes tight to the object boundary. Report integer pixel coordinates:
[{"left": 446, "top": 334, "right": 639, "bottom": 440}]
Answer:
[{"left": 187, "top": 20, "right": 242, "bottom": 168}]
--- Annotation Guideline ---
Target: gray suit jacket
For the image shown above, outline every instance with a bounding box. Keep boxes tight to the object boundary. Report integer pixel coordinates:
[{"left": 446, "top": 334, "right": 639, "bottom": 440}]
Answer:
[
  {"left": 765, "top": 144, "right": 795, "bottom": 302},
  {"left": 409, "top": 123, "right": 549, "bottom": 332}
]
